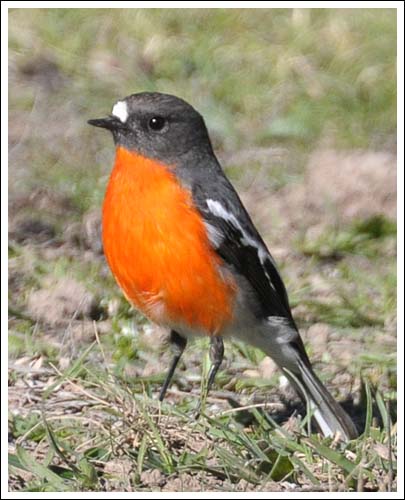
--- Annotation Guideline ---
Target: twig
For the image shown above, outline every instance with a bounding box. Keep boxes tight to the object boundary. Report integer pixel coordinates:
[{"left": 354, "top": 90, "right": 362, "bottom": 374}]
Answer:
[{"left": 218, "top": 402, "right": 284, "bottom": 416}]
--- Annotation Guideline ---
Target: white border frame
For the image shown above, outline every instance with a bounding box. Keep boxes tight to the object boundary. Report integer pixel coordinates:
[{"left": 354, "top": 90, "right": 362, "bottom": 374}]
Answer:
[{"left": 2, "top": 2, "right": 403, "bottom": 498}]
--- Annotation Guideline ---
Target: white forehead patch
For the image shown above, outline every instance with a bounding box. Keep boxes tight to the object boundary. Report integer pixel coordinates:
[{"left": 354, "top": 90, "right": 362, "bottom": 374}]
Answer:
[{"left": 111, "top": 100, "right": 128, "bottom": 123}]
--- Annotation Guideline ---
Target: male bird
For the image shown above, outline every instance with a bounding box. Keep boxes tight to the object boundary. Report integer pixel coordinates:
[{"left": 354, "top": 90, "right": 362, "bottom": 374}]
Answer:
[{"left": 88, "top": 92, "right": 357, "bottom": 441}]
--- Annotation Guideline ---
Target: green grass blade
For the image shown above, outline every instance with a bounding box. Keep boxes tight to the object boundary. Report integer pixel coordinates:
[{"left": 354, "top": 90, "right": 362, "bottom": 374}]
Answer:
[
  {"left": 9, "top": 453, "right": 29, "bottom": 472},
  {"left": 16, "top": 445, "right": 69, "bottom": 491},
  {"left": 142, "top": 409, "right": 174, "bottom": 473},
  {"left": 375, "top": 390, "right": 389, "bottom": 430},
  {"left": 363, "top": 379, "right": 373, "bottom": 438},
  {"left": 43, "top": 342, "right": 96, "bottom": 398},
  {"left": 306, "top": 437, "right": 356, "bottom": 476},
  {"left": 137, "top": 433, "right": 148, "bottom": 477}
]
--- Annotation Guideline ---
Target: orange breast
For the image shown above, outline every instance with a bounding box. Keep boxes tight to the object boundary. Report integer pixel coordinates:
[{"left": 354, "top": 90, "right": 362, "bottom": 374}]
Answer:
[{"left": 102, "top": 147, "right": 236, "bottom": 335}]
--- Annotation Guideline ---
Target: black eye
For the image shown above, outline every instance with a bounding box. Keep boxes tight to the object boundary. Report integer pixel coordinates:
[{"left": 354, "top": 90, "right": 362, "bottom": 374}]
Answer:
[{"left": 148, "top": 116, "right": 166, "bottom": 131}]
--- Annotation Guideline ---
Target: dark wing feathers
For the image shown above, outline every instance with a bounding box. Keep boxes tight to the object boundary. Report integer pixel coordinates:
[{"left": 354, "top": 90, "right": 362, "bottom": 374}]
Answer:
[{"left": 192, "top": 179, "right": 294, "bottom": 322}]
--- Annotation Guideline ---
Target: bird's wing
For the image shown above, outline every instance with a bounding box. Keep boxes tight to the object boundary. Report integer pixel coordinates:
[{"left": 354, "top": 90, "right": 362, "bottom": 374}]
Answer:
[{"left": 192, "top": 175, "right": 294, "bottom": 323}]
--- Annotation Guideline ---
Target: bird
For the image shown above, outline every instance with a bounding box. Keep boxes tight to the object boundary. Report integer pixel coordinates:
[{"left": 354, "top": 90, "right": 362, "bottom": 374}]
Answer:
[{"left": 88, "top": 92, "right": 358, "bottom": 441}]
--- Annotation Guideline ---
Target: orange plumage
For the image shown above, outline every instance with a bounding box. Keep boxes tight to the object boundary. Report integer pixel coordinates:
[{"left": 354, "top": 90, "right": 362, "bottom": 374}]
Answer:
[{"left": 102, "top": 146, "right": 236, "bottom": 335}]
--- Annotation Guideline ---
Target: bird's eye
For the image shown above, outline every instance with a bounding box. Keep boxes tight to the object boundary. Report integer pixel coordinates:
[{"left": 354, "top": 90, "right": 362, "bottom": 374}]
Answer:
[{"left": 148, "top": 116, "right": 166, "bottom": 131}]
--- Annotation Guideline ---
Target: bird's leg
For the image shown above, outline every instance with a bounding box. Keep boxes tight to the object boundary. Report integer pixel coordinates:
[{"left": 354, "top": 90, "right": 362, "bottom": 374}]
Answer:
[
  {"left": 195, "top": 336, "right": 224, "bottom": 418},
  {"left": 206, "top": 336, "right": 224, "bottom": 396},
  {"left": 158, "top": 330, "right": 187, "bottom": 402}
]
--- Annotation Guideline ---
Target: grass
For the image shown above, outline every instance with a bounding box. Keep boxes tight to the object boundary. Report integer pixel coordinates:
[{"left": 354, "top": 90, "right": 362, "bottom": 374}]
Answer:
[
  {"left": 8, "top": 7, "right": 397, "bottom": 493},
  {"left": 8, "top": 336, "right": 397, "bottom": 492}
]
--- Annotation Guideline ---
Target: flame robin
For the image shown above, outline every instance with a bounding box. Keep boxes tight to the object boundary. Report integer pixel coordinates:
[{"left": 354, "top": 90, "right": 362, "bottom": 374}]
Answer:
[{"left": 88, "top": 92, "right": 357, "bottom": 440}]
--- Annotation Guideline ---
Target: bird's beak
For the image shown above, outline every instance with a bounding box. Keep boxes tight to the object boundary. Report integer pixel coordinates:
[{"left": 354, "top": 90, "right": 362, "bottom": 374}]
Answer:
[{"left": 87, "top": 116, "right": 127, "bottom": 131}]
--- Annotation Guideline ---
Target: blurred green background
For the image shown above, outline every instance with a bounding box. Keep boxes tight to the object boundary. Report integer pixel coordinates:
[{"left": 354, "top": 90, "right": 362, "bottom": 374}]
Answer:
[
  {"left": 8, "top": 8, "right": 397, "bottom": 492},
  {"left": 9, "top": 8, "right": 396, "bottom": 212}
]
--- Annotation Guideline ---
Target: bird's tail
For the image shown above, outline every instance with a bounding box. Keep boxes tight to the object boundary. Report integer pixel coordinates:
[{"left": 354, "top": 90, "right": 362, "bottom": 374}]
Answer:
[{"left": 282, "top": 357, "right": 358, "bottom": 441}]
